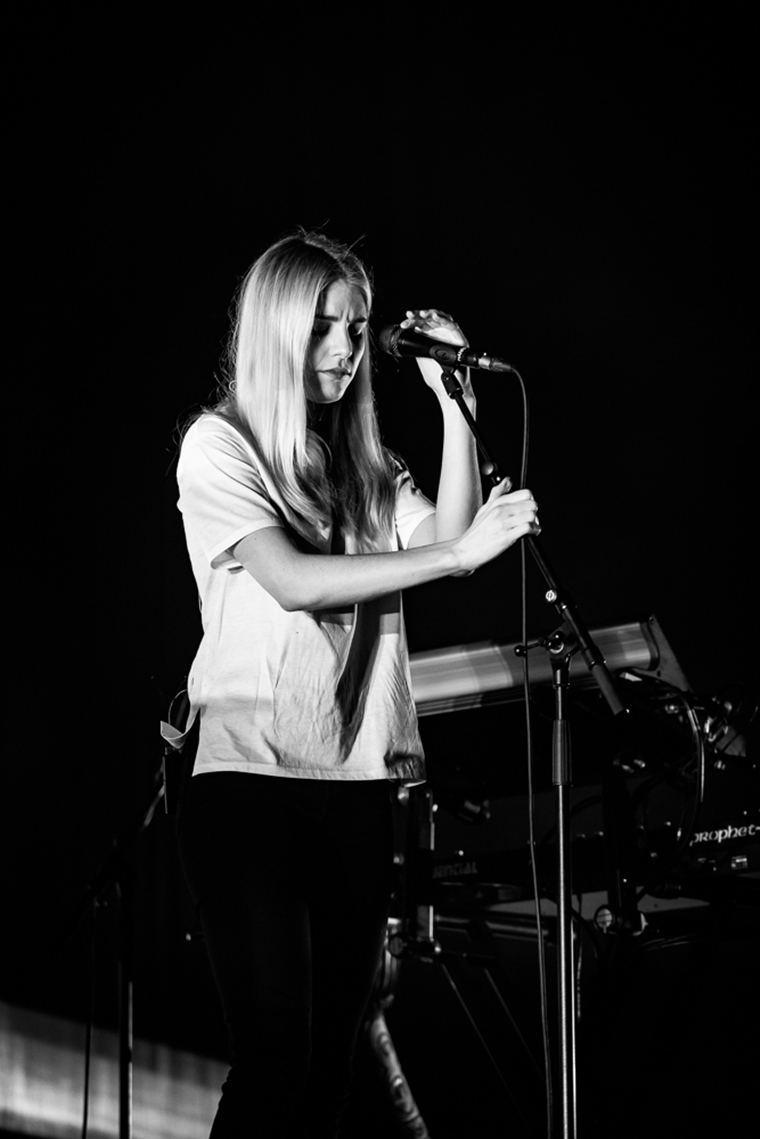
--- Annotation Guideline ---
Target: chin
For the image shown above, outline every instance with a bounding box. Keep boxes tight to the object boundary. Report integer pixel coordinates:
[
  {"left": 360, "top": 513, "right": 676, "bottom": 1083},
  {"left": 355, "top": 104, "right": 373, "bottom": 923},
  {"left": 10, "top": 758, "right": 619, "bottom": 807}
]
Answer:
[{"left": 309, "top": 379, "right": 353, "bottom": 404}]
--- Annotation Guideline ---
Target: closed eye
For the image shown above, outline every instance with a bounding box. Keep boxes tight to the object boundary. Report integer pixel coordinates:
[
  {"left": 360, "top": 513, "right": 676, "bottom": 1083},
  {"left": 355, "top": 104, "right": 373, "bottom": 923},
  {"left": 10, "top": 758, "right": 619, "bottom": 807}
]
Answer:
[{"left": 311, "top": 318, "right": 368, "bottom": 340}]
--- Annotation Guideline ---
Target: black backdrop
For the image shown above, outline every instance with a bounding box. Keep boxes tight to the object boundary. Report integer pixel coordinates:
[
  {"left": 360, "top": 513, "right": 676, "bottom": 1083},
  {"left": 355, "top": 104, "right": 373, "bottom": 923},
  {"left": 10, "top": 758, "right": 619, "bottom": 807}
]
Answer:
[{"left": 4, "top": 11, "right": 756, "bottom": 1137}]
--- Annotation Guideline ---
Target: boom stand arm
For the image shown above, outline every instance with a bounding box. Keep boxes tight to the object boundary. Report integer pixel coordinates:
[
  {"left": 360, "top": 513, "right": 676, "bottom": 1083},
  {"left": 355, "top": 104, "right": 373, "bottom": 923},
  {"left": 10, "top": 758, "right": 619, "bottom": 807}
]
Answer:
[{"left": 438, "top": 366, "right": 628, "bottom": 1139}]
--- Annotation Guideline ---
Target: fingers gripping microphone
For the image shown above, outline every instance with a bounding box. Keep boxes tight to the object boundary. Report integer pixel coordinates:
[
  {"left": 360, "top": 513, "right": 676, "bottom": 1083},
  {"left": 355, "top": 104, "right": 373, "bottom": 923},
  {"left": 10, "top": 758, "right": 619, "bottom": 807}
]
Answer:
[{"left": 378, "top": 324, "right": 514, "bottom": 374}]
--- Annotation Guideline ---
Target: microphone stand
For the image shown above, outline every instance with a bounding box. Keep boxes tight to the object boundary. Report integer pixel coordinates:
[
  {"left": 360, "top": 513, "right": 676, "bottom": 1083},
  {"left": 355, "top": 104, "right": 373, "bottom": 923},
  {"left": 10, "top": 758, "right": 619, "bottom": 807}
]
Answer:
[{"left": 437, "top": 366, "right": 628, "bottom": 1139}]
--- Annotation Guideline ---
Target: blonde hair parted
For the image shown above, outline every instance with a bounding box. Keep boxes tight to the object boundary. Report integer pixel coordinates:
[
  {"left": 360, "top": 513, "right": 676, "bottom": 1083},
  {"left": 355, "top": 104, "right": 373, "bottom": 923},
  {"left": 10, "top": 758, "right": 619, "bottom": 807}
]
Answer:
[{"left": 214, "top": 231, "right": 397, "bottom": 550}]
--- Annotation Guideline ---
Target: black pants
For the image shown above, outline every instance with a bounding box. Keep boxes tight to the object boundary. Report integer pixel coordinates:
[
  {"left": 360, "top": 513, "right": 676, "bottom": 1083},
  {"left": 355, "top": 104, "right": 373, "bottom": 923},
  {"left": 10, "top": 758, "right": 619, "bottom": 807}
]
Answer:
[{"left": 177, "top": 771, "right": 394, "bottom": 1138}]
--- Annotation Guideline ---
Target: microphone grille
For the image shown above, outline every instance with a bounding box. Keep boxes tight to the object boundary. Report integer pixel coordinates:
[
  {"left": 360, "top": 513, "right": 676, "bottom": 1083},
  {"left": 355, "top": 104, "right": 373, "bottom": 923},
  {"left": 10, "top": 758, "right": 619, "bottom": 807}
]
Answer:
[{"left": 377, "top": 323, "right": 401, "bottom": 357}]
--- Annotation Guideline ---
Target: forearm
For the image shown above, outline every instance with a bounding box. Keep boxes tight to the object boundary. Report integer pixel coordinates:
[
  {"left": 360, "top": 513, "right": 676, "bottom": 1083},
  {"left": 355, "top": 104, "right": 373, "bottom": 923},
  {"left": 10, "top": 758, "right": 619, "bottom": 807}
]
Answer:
[
  {"left": 233, "top": 479, "right": 539, "bottom": 612},
  {"left": 432, "top": 385, "right": 483, "bottom": 542},
  {"left": 233, "top": 527, "right": 462, "bottom": 612}
]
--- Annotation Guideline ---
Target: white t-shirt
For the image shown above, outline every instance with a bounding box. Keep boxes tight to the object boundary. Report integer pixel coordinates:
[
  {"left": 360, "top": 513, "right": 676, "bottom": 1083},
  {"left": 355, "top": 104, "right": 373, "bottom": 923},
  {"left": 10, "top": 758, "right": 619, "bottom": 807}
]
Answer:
[{"left": 177, "top": 414, "right": 436, "bottom": 782}]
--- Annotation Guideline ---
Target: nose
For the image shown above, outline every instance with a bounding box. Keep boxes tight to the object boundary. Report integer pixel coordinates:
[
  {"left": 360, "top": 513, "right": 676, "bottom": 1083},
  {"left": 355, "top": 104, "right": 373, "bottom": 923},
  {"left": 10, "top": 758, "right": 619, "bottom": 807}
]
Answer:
[{"left": 329, "top": 321, "right": 354, "bottom": 362}]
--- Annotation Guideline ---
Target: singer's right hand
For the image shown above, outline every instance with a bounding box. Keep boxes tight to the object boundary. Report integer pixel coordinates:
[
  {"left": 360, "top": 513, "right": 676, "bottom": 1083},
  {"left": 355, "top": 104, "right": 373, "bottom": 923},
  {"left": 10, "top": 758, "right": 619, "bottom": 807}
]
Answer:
[
  {"left": 400, "top": 308, "right": 475, "bottom": 404},
  {"left": 451, "top": 481, "right": 540, "bottom": 573}
]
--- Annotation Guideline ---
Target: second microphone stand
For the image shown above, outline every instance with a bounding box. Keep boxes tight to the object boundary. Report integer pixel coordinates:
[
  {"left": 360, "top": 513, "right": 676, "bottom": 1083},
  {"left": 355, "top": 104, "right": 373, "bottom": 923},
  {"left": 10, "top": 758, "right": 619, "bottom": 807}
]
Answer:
[{"left": 437, "top": 365, "right": 627, "bottom": 1139}]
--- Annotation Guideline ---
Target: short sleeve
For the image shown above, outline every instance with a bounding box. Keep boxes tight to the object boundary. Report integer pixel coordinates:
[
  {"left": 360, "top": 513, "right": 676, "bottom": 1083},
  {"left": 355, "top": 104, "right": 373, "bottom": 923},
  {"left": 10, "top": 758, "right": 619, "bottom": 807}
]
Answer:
[
  {"left": 394, "top": 466, "right": 436, "bottom": 550},
  {"left": 178, "top": 416, "right": 284, "bottom": 569}
]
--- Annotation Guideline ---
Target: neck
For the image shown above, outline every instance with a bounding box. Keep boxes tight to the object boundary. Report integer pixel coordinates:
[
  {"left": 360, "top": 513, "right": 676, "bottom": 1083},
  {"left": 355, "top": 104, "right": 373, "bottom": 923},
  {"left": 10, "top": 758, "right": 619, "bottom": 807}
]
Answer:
[{"left": 307, "top": 401, "right": 331, "bottom": 437}]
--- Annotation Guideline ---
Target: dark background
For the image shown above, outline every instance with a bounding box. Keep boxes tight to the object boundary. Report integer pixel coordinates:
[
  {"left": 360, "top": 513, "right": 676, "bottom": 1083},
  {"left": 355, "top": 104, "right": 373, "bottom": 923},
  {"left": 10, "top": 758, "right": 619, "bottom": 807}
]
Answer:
[{"left": 4, "top": 11, "right": 756, "bottom": 1137}]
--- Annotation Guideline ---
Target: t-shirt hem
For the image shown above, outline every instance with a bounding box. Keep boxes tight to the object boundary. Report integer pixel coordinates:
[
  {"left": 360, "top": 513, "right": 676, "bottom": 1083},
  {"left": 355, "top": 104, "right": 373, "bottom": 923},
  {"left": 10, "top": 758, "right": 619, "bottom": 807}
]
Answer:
[{"left": 192, "top": 760, "right": 424, "bottom": 783}]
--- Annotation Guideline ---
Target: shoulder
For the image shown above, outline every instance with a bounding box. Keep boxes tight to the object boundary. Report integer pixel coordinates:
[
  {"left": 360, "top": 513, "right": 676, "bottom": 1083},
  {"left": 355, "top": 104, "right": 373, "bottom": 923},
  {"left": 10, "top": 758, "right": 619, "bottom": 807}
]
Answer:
[
  {"left": 391, "top": 454, "right": 422, "bottom": 498},
  {"left": 183, "top": 412, "right": 245, "bottom": 448},
  {"left": 386, "top": 450, "right": 410, "bottom": 486},
  {"left": 180, "top": 413, "right": 253, "bottom": 468},
  {"left": 176, "top": 413, "right": 273, "bottom": 505}
]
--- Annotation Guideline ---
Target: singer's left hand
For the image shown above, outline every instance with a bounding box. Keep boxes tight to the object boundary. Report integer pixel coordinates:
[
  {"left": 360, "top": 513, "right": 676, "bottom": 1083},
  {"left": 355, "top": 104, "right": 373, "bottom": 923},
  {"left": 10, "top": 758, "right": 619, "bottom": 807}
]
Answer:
[{"left": 400, "top": 309, "right": 475, "bottom": 402}]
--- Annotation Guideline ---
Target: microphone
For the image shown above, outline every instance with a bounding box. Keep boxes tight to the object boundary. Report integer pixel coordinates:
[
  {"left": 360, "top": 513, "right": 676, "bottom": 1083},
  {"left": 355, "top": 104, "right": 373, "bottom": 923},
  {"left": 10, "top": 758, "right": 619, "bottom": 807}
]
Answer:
[{"left": 378, "top": 324, "right": 514, "bottom": 374}]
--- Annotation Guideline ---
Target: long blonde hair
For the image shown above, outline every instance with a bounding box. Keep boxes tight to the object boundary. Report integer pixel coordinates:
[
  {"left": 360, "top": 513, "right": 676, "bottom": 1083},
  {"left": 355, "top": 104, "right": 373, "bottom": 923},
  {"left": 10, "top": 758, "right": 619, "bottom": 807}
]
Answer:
[{"left": 213, "top": 231, "right": 397, "bottom": 549}]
